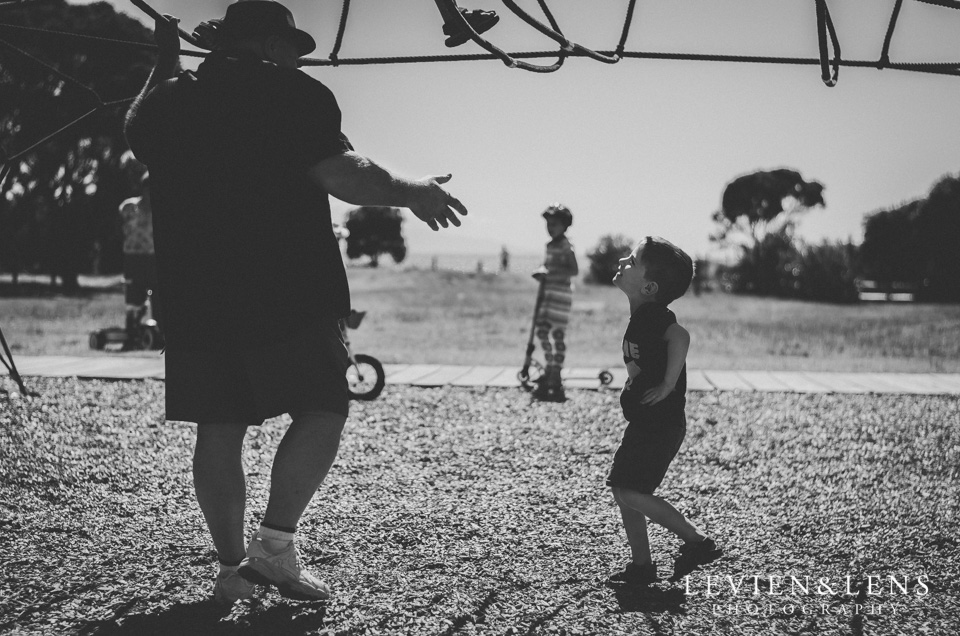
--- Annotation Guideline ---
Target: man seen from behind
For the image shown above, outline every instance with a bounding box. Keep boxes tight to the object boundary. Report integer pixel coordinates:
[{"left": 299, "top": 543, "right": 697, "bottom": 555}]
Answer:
[{"left": 125, "top": 1, "right": 468, "bottom": 604}]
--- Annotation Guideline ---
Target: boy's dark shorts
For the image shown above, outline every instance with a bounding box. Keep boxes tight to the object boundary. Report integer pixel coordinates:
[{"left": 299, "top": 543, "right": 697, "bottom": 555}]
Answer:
[
  {"left": 164, "top": 320, "right": 350, "bottom": 425},
  {"left": 606, "top": 408, "right": 686, "bottom": 495}
]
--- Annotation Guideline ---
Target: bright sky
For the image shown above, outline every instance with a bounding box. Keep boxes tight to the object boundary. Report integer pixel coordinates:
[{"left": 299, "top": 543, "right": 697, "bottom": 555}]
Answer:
[{"left": 77, "top": 0, "right": 960, "bottom": 259}]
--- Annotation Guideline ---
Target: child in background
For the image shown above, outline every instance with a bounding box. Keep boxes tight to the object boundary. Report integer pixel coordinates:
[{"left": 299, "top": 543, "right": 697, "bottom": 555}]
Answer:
[
  {"left": 118, "top": 172, "right": 160, "bottom": 343},
  {"left": 532, "top": 204, "right": 579, "bottom": 402},
  {"left": 606, "top": 236, "right": 720, "bottom": 585}
]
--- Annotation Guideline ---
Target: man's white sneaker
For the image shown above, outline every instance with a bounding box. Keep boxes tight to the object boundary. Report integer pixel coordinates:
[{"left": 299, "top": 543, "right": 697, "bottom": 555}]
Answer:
[
  {"left": 213, "top": 569, "right": 256, "bottom": 604},
  {"left": 238, "top": 534, "right": 331, "bottom": 601}
]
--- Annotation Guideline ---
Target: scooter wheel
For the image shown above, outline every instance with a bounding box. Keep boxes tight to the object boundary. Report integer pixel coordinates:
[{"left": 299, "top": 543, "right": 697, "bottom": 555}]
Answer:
[
  {"left": 518, "top": 360, "right": 544, "bottom": 390},
  {"left": 347, "top": 354, "right": 385, "bottom": 401},
  {"left": 598, "top": 370, "right": 614, "bottom": 386},
  {"left": 517, "top": 370, "right": 532, "bottom": 390}
]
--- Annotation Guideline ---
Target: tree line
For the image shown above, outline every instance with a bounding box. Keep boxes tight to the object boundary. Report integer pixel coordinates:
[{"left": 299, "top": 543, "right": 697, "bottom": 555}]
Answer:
[{"left": 586, "top": 168, "right": 960, "bottom": 304}]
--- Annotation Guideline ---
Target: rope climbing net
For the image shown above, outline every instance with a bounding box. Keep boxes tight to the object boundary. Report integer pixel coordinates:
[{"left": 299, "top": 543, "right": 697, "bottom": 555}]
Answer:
[
  {"left": 1, "top": 0, "right": 958, "bottom": 205},
  {"left": 0, "top": 0, "right": 956, "bottom": 166},
  {"left": 311, "top": 0, "right": 960, "bottom": 84},
  {"left": 1, "top": 0, "right": 958, "bottom": 81}
]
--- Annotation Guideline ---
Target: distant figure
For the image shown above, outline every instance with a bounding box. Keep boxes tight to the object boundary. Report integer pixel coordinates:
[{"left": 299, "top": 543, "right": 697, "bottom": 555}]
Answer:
[
  {"left": 118, "top": 173, "right": 160, "bottom": 336},
  {"left": 531, "top": 204, "right": 578, "bottom": 402},
  {"left": 606, "top": 236, "right": 721, "bottom": 586},
  {"left": 500, "top": 245, "right": 510, "bottom": 272}
]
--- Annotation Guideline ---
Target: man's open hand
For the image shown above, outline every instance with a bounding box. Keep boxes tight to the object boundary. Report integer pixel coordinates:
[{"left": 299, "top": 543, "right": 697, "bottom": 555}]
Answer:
[{"left": 408, "top": 174, "right": 468, "bottom": 231}]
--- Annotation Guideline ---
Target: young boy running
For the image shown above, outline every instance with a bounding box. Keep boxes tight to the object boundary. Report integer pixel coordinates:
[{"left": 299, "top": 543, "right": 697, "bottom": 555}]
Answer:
[{"left": 606, "top": 236, "right": 720, "bottom": 585}]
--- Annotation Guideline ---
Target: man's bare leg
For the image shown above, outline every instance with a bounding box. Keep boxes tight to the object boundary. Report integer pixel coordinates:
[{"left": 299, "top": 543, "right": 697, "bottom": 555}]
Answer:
[
  {"left": 194, "top": 423, "right": 249, "bottom": 564},
  {"left": 262, "top": 411, "right": 347, "bottom": 529},
  {"left": 237, "top": 411, "right": 346, "bottom": 600}
]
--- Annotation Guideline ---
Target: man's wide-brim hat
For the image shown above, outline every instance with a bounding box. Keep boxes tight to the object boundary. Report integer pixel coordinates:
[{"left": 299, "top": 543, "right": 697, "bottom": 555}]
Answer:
[{"left": 220, "top": 0, "right": 316, "bottom": 57}]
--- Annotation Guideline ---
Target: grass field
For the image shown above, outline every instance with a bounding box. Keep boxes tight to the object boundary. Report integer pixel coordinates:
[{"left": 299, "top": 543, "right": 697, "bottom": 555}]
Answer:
[
  {"left": 1, "top": 379, "right": 957, "bottom": 635},
  {"left": 2, "top": 267, "right": 959, "bottom": 372}
]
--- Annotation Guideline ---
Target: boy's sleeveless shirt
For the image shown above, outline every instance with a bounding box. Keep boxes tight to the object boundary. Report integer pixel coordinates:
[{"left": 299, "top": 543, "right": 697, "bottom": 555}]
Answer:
[{"left": 620, "top": 303, "right": 687, "bottom": 421}]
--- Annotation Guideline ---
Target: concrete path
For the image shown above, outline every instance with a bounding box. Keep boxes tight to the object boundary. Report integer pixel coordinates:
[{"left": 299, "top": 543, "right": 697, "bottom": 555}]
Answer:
[{"left": 3, "top": 355, "right": 960, "bottom": 395}]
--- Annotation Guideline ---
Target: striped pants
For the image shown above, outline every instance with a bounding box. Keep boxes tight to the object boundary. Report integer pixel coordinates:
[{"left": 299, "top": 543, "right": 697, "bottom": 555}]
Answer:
[{"left": 535, "top": 283, "right": 572, "bottom": 382}]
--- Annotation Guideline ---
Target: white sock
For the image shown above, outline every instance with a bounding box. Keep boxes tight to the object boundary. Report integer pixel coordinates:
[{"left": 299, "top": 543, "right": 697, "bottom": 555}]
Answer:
[{"left": 258, "top": 525, "right": 295, "bottom": 552}]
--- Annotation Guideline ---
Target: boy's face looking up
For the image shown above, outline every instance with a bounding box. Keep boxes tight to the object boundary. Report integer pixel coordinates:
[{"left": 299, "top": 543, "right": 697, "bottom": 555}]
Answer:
[{"left": 613, "top": 243, "right": 657, "bottom": 302}]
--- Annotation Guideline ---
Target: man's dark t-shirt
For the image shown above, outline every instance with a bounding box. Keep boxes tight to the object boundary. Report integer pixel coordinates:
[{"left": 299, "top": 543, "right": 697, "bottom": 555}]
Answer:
[
  {"left": 619, "top": 302, "right": 687, "bottom": 422},
  {"left": 126, "top": 52, "right": 352, "bottom": 351}
]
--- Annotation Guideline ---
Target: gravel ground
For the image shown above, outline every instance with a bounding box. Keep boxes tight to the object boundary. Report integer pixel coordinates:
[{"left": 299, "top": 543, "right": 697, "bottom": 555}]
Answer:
[{"left": 1, "top": 378, "right": 958, "bottom": 636}]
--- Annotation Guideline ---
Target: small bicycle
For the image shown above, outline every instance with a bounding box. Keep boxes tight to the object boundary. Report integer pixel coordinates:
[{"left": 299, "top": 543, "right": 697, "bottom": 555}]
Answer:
[{"left": 340, "top": 309, "right": 385, "bottom": 401}]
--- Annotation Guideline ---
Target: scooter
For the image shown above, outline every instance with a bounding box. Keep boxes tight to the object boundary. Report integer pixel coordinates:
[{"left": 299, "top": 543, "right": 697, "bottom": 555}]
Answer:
[
  {"left": 340, "top": 309, "right": 385, "bottom": 400},
  {"left": 89, "top": 290, "right": 163, "bottom": 352},
  {"left": 517, "top": 279, "right": 613, "bottom": 390}
]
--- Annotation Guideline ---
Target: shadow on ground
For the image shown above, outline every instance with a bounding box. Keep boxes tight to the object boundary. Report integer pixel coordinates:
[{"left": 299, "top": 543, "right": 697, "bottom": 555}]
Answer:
[
  {"left": 610, "top": 583, "right": 687, "bottom": 614},
  {"left": 78, "top": 599, "right": 328, "bottom": 636}
]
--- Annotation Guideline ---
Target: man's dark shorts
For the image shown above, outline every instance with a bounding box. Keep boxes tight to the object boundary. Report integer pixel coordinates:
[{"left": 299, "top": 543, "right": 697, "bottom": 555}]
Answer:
[
  {"left": 606, "top": 406, "right": 686, "bottom": 495},
  {"left": 165, "top": 320, "right": 350, "bottom": 424}
]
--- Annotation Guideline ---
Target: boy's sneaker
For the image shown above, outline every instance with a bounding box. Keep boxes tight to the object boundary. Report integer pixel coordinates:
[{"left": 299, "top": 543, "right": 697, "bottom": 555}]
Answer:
[
  {"left": 532, "top": 379, "right": 566, "bottom": 402},
  {"left": 679, "top": 537, "right": 722, "bottom": 565},
  {"left": 608, "top": 561, "right": 659, "bottom": 586},
  {"left": 213, "top": 570, "right": 256, "bottom": 605},
  {"left": 238, "top": 534, "right": 331, "bottom": 601},
  {"left": 532, "top": 378, "right": 552, "bottom": 401}
]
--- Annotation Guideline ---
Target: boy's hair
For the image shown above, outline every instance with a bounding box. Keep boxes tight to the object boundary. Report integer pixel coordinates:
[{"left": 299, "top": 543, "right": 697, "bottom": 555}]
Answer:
[
  {"left": 542, "top": 203, "right": 573, "bottom": 229},
  {"left": 639, "top": 236, "right": 694, "bottom": 305}
]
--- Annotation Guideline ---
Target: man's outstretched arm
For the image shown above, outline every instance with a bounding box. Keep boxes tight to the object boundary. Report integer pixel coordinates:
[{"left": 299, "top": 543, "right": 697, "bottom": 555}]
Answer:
[{"left": 309, "top": 151, "right": 468, "bottom": 231}]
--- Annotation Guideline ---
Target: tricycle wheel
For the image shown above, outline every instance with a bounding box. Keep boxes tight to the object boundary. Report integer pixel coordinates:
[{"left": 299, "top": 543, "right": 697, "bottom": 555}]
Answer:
[
  {"left": 347, "top": 354, "right": 385, "bottom": 400},
  {"left": 89, "top": 331, "right": 106, "bottom": 350},
  {"left": 139, "top": 327, "right": 162, "bottom": 351}
]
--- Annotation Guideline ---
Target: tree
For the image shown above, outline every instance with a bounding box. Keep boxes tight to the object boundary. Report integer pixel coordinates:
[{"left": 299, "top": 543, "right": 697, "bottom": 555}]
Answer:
[
  {"left": 861, "top": 172, "right": 960, "bottom": 302},
  {"left": 860, "top": 201, "right": 923, "bottom": 285},
  {"left": 1, "top": 0, "right": 156, "bottom": 290},
  {"left": 586, "top": 234, "right": 633, "bottom": 285},
  {"left": 915, "top": 173, "right": 960, "bottom": 302},
  {"left": 343, "top": 206, "right": 407, "bottom": 267},
  {"left": 711, "top": 168, "right": 825, "bottom": 297}
]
